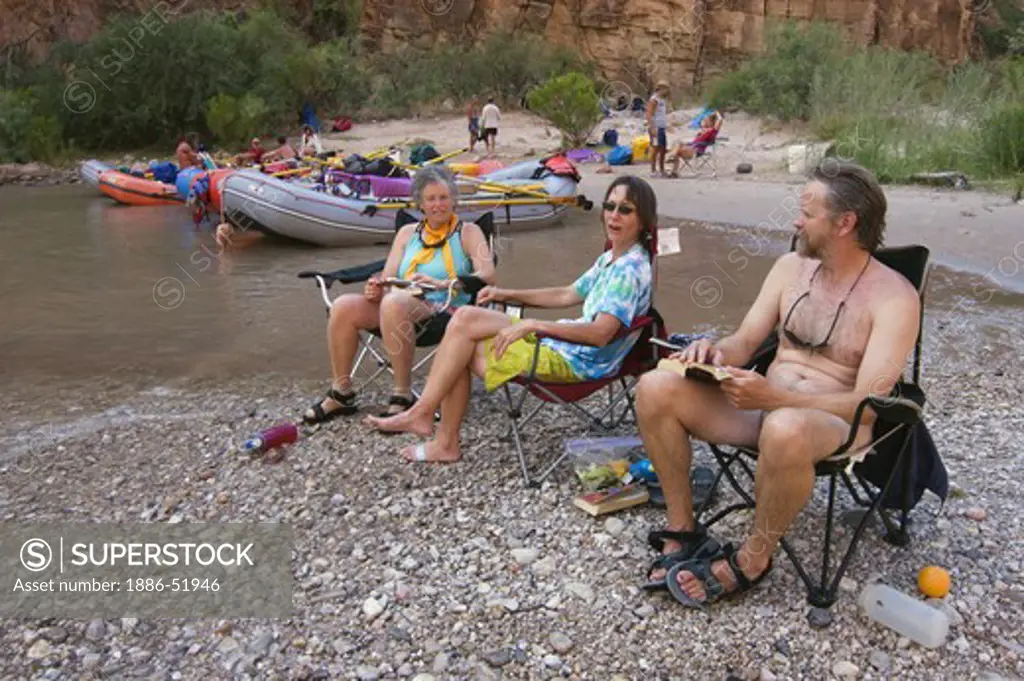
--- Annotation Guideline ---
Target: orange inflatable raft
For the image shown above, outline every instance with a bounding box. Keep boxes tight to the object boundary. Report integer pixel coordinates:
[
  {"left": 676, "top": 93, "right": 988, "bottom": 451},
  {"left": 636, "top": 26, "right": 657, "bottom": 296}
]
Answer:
[{"left": 98, "top": 170, "right": 182, "bottom": 206}]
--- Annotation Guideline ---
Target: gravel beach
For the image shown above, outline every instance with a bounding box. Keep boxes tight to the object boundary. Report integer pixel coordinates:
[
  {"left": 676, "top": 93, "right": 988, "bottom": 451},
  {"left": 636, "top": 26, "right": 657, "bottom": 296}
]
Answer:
[
  {"left": 2, "top": 312, "right": 1022, "bottom": 681},
  {"left": 2, "top": 107, "right": 1023, "bottom": 678}
]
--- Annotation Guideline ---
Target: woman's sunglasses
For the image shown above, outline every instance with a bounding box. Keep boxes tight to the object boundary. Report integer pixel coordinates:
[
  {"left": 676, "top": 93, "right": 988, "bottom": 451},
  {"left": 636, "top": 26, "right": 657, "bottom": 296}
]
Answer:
[{"left": 602, "top": 201, "right": 635, "bottom": 216}]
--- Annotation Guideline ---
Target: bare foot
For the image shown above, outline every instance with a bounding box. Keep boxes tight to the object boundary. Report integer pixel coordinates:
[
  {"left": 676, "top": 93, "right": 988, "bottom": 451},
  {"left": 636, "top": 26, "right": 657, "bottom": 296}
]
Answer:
[
  {"left": 674, "top": 549, "right": 767, "bottom": 602},
  {"left": 402, "top": 440, "right": 461, "bottom": 463},
  {"left": 648, "top": 537, "right": 683, "bottom": 583},
  {"left": 364, "top": 407, "right": 433, "bottom": 437}
]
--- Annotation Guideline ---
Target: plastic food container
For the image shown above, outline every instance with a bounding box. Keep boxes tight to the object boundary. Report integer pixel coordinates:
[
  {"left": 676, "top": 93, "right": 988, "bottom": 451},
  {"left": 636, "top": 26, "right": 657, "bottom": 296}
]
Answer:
[{"left": 565, "top": 435, "right": 644, "bottom": 491}]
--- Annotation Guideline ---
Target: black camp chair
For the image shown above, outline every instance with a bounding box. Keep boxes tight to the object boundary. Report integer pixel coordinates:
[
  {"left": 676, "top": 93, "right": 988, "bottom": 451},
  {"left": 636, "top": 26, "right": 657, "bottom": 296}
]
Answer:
[
  {"left": 297, "top": 210, "right": 496, "bottom": 399},
  {"left": 689, "top": 244, "right": 946, "bottom": 619}
]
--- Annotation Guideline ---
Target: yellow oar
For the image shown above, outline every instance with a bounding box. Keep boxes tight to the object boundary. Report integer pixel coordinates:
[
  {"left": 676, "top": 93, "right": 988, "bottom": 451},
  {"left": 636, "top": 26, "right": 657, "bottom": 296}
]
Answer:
[
  {"left": 391, "top": 147, "right": 471, "bottom": 173},
  {"left": 364, "top": 147, "right": 393, "bottom": 161},
  {"left": 271, "top": 167, "right": 315, "bottom": 178},
  {"left": 459, "top": 174, "right": 552, "bottom": 200},
  {"left": 364, "top": 194, "right": 592, "bottom": 216},
  {"left": 422, "top": 147, "right": 469, "bottom": 166}
]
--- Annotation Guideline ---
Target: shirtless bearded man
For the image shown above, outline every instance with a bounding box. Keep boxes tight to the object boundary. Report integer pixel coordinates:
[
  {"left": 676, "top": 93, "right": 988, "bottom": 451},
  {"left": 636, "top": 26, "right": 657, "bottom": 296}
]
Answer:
[{"left": 635, "top": 160, "right": 921, "bottom": 606}]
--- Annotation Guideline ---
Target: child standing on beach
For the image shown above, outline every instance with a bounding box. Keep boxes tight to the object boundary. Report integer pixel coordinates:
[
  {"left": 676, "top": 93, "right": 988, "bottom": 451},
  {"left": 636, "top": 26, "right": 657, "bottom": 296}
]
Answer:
[{"left": 467, "top": 96, "right": 481, "bottom": 153}]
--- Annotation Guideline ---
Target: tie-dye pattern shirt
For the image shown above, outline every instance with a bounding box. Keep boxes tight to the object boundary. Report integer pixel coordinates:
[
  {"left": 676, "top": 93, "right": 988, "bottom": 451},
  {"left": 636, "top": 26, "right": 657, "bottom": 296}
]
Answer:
[{"left": 542, "top": 243, "right": 652, "bottom": 380}]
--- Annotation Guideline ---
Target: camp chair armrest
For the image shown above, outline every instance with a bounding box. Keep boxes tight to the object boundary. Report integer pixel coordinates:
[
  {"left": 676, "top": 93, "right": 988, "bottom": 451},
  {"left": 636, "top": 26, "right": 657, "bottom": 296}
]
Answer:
[
  {"left": 832, "top": 384, "right": 925, "bottom": 457},
  {"left": 533, "top": 315, "right": 653, "bottom": 348},
  {"left": 459, "top": 275, "right": 488, "bottom": 303},
  {"left": 297, "top": 258, "right": 388, "bottom": 286}
]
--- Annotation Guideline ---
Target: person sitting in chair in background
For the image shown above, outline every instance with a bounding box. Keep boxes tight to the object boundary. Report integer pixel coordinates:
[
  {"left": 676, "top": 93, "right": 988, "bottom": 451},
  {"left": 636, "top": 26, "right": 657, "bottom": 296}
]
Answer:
[
  {"left": 263, "top": 135, "right": 299, "bottom": 163},
  {"left": 666, "top": 112, "right": 721, "bottom": 178},
  {"left": 303, "top": 166, "right": 495, "bottom": 424},
  {"left": 634, "top": 161, "right": 920, "bottom": 606},
  {"left": 175, "top": 135, "right": 201, "bottom": 169},
  {"left": 364, "top": 175, "right": 656, "bottom": 464},
  {"left": 234, "top": 138, "right": 266, "bottom": 166},
  {"left": 299, "top": 125, "right": 324, "bottom": 157}
]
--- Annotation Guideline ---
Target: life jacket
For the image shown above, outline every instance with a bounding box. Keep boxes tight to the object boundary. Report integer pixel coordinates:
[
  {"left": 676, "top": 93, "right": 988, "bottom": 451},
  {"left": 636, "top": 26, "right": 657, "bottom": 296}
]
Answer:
[{"left": 536, "top": 155, "right": 582, "bottom": 182}]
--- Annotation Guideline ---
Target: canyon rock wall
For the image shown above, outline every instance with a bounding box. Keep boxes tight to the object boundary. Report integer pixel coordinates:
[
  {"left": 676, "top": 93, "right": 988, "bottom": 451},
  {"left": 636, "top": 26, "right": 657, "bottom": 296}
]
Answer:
[
  {"left": 362, "top": 0, "right": 976, "bottom": 91},
  {"left": 2, "top": 0, "right": 976, "bottom": 91}
]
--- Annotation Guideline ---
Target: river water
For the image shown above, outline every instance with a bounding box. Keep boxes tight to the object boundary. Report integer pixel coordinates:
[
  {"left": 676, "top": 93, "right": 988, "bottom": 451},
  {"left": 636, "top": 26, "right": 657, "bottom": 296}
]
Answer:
[{"left": 1, "top": 183, "right": 1022, "bottom": 396}]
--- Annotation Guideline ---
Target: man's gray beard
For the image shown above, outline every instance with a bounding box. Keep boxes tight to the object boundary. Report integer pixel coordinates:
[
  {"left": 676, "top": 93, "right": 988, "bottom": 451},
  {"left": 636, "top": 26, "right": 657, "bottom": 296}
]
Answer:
[{"left": 796, "top": 234, "right": 818, "bottom": 258}]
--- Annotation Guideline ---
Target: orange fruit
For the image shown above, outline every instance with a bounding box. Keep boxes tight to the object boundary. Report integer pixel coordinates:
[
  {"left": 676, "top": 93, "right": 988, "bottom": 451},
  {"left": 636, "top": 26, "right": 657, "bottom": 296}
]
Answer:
[{"left": 917, "top": 566, "right": 951, "bottom": 598}]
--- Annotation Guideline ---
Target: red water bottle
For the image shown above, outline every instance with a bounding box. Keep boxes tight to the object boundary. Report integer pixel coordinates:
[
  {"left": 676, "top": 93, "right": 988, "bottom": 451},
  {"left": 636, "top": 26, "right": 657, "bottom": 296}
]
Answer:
[{"left": 242, "top": 423, "right": 298, "bottom": 454}]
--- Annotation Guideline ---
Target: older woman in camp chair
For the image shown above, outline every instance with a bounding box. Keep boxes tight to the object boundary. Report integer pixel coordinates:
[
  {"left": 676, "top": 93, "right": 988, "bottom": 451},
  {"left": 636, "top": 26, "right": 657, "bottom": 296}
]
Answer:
[
  {"left": 365, "top": 175, "right": 656, "bottom": 463},
  {"left": 303, "top": 166, "right": 496, "bottom": 424}
]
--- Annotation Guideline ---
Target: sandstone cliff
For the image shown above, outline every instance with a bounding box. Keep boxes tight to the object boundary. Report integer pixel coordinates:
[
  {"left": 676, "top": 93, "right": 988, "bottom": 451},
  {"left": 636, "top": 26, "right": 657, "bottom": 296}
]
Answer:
[
  {"left": 2, "top": 0, "right": 976, "bottom": 91},
  {"left": 362, "top": 0, "right": 976, "bottom": 91}
]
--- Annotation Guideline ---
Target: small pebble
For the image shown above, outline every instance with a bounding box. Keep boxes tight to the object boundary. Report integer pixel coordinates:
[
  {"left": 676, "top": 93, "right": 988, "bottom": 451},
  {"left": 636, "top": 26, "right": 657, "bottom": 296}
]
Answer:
[
  {"left": 549, "top": 632, "right": 574, "bottom": 654},
  {"left": 363, "top": 596, "right": 386, "bottom": 621},
  {"left": 511, "top": 547, "right": 539, "bottom": 565},
  {"left": 832, "top": 660, "right": 859, "bottom": 678},
  {"left": 603, "top": 517, "right": 626, "bottom": 536}
]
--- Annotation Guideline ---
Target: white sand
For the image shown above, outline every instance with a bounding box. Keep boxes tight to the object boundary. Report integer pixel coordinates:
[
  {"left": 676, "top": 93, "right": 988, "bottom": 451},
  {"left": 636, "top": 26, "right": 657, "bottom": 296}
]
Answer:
[{"left": 325, "top": 109, "right": 1023, "bottom": 292}]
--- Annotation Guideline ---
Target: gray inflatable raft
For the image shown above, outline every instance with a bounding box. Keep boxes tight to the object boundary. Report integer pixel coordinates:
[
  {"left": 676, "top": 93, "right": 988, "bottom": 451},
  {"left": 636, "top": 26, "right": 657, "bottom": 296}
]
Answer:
[{"left": 221, "top": 161, "right": 581, "bottom": 247}]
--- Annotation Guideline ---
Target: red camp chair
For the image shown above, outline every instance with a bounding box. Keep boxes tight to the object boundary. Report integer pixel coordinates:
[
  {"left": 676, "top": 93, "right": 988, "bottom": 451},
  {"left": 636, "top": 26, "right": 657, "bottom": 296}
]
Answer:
[{"left": 499, "top": 232, "right": 668, "bottom": 487}]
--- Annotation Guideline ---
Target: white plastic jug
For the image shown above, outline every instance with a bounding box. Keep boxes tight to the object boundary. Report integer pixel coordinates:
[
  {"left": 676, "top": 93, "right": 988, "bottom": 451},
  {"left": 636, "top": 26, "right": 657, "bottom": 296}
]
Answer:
[{"left": 859, "top": 583, "right": 950, "bottom": 649}]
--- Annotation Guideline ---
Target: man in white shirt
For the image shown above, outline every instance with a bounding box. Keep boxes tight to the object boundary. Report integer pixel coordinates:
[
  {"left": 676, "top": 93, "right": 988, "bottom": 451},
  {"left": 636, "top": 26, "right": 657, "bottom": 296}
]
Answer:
[{"left": 480, "top": 97, "right": 501, "bottom": 157}]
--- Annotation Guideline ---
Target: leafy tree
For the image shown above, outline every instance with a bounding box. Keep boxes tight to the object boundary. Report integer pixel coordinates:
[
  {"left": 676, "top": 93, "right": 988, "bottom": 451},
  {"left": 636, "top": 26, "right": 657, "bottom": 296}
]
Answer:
[{"left": 526, "top": 72, "right": 602, "bottom": 148}]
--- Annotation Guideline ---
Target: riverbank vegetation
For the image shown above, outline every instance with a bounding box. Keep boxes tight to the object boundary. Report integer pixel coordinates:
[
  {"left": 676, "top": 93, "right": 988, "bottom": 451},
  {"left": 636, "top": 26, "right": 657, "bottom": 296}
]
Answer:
[
  {"left": 0, "top": 4, "right": 587, "bottom": 163},
  {"left": 3, "top": 2, "right": 1023, "bottom": 188},
  {"left": 707, "top": 21, "right": 1024, "bottom": 183}
]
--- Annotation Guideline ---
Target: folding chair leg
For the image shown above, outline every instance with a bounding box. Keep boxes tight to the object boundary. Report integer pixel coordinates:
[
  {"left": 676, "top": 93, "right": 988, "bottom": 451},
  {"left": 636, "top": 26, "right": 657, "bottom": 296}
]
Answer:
[
  {"left": 502, "top": 383, "right": 536, "bottom": 487},
  {"left": 815, "top": 437, "right": 916, "bottom": 610},
  {"left": 814, "top": 474, "right": 839, "bottom": 607},
  {"left": 707, "top": 435, "right": 917, "bottom": 615}
]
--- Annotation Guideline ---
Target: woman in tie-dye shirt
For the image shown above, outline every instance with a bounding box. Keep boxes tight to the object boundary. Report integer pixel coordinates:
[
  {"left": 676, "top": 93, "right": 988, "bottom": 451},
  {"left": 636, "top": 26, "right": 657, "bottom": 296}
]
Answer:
[{"left": 365, "top": 175, "right": 656, "bottom": 464}]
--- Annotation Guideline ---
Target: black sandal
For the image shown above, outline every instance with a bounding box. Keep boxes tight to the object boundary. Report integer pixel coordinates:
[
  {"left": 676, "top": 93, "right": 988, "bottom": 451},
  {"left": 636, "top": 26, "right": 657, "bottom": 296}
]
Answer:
[
  {"left": 379, "top": 394, "right": 416, "bottom": 418},
  {"left": 643, "top": 526, "right": 721, "bottom": 592},
  {"left": 665, "top": 543, "right": 772, "bottom": 608},
  {"left": 303, "top": 388, "right": 357, "bottom": 425}
]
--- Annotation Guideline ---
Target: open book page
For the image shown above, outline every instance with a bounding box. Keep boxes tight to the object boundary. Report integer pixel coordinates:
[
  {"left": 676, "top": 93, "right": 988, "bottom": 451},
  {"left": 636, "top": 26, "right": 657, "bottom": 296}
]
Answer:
[{"left": 656, "top": 358, "right": 733, "bottom": 385}]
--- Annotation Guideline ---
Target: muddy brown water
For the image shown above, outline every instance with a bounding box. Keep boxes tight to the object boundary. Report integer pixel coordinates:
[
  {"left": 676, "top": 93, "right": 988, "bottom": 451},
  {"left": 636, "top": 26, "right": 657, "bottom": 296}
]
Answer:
[{"left": 2, "top": 183, "right": 1022, "bottom": 396}]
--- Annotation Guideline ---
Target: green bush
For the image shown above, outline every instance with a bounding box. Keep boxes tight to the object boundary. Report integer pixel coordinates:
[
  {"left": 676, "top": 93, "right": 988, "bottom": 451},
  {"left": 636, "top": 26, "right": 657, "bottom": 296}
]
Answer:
[
  {"left": 708, "top": 21, "right": 842, "bottom": 121},
  {"left": 526, "top": 72, "right": 602, "bottom": 148},
  {"left": 979, "top": 103, "right": 1024, "bottom": 175},
  {"left": 204, "top": 93, "right": 270, "bottom": 148},
  {"left": 0, "top": 89, "right": 64, "bottom": 163}
]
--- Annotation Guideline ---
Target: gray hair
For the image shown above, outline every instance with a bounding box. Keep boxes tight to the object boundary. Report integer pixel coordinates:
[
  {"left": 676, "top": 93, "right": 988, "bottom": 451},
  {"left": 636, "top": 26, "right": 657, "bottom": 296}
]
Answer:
[
  {"left": 411, "top": 165, "right": 459, "bottom": 210},
  {"left": 809, "top": 160, "right": 887, "bottom": 252}
]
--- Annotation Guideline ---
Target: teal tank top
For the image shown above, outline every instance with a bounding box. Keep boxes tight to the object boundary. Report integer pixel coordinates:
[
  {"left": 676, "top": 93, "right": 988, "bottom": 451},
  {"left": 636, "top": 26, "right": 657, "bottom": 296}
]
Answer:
[{"left": 397, "top": 221, "right": 473, "bottom": 306}]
